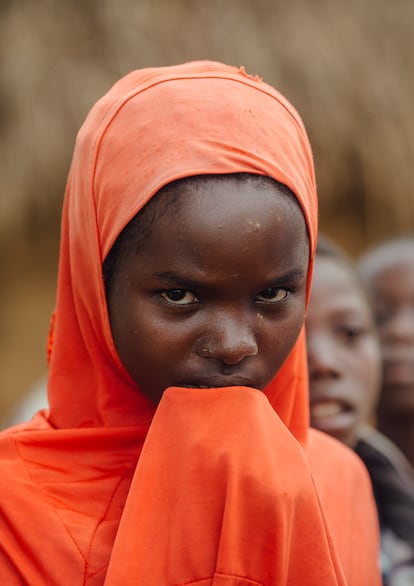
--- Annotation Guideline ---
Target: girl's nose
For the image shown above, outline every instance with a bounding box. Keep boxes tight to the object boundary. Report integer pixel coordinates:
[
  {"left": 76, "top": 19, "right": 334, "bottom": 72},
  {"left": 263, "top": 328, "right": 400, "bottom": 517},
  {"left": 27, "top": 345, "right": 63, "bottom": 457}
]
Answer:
[{"left": 196, "top": 315, "right": 258, "bottom": 365}]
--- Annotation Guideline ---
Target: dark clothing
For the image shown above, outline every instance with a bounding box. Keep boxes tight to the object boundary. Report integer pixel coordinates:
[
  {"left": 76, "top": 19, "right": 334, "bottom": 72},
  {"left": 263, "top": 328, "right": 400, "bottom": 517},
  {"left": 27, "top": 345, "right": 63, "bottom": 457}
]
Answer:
[{"left": 355, "top": 425, "right": 414, "bottom": 585}]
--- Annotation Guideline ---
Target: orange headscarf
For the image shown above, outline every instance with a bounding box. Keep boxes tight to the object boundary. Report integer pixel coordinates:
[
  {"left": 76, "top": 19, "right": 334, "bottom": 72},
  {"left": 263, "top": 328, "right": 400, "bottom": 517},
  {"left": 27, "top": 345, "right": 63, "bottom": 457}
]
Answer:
[{"left": 0, "top": 61, "right": 380, "bottom": 585}]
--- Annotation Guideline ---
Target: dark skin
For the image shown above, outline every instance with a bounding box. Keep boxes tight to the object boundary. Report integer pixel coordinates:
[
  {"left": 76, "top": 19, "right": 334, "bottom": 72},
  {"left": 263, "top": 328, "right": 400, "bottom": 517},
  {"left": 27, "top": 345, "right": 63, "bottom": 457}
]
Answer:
[
  {"left": 106, "top": 175, "right": 310, "bottom": 405},
  {"left": 359, "top": 240, "right": 414, "bottom": 466},
  {"left": 306, "top": 255, "right": 381, "bottom": 447}
]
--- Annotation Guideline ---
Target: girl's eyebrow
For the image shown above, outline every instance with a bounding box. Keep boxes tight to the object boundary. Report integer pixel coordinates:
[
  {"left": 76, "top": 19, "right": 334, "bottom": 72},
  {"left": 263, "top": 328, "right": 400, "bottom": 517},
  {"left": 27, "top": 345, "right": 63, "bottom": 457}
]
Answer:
[
  {"left": 153, "top": 268, "right": 307, "bottom": 289},
  {"left": 271, "top": 268, "right": 307, "bottom": 285},
  {"left": 153, "top": 271, "right": 204, "bottom": 289}
]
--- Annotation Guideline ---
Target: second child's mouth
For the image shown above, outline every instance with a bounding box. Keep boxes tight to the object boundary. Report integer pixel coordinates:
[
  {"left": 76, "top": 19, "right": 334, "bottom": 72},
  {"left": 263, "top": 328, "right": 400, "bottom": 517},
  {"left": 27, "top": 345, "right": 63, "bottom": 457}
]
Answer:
[{"left": 310, "top": 398, "right": 356, "bottom": 431}]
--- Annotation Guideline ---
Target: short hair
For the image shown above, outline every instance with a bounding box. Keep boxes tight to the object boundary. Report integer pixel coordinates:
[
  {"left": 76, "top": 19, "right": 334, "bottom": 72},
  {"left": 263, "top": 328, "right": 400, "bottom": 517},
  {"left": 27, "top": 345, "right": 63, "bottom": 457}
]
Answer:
[
  {"left": 314, "top": 233, "right": 372, "bottom": 303},
  {"left": 357, "top": 234, "right": 414, "bottom": 281}
]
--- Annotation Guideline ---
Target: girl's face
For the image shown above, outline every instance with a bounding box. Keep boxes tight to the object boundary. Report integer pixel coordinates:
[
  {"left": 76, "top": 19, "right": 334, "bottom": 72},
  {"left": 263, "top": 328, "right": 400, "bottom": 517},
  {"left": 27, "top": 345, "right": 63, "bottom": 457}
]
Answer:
[
  {"left": 107, "top": 176, "right": 309, "bottom": 405},
  {"left": 306, "top": 257, "right": 382, "bottom": 447}
]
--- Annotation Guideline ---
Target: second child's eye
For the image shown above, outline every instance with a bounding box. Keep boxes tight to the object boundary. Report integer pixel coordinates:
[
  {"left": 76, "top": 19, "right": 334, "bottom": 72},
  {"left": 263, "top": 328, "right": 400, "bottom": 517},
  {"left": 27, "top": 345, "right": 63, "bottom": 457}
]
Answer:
[
  {"left": 160, "top": 289, "right": 199, "bottom": 305},
  {"left": 256, "top": 287, "right": 289, "bottom": 303},
  {"left": 341, "top": 326, "right": 365, "bottom": 342}
]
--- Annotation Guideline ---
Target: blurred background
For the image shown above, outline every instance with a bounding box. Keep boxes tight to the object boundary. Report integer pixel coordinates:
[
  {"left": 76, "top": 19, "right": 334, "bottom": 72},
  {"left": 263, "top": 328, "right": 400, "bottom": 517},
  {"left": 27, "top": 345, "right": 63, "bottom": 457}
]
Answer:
[{"left": 1, "top": 0, "right": 413, "bottom": 423}]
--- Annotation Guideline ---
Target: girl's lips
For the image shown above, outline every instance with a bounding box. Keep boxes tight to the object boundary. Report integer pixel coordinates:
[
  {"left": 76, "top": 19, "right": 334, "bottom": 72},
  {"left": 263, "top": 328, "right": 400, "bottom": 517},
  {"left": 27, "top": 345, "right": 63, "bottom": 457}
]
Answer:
[
  {"left": 177, "top": 372, "right": 261, "bottom": 390},
  {"left": 180, "top": 378, "right": 258, "bottom": 390}
]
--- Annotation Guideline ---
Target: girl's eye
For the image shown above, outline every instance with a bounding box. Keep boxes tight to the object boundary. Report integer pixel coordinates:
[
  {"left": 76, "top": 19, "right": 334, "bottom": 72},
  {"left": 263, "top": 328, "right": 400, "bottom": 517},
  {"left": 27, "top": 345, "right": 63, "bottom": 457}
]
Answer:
[
  {"left": 256, "top": 287, "right": 289, "bottom": 303},
  {"left": 160, "top": 289, "right": 199, "bottom": 305}
]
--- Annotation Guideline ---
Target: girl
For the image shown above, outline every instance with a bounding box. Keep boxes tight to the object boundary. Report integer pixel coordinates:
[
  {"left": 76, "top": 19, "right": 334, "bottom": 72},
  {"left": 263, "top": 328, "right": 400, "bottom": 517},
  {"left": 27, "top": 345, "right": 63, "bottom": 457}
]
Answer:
[{"left": 0, "top": 61, "right": 380, "bottom": 585}]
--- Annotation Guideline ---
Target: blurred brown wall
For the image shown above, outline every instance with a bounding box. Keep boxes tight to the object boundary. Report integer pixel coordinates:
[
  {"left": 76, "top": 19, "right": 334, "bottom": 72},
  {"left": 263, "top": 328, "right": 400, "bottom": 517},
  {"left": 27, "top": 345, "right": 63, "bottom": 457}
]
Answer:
[{"left": 1, "top": 0, "right": 413, "bottom": 420}]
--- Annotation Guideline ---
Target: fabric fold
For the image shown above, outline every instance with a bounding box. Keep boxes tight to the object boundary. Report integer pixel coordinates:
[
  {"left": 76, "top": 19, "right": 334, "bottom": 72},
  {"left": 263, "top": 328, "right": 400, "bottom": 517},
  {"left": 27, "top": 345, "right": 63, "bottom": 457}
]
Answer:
[{"left": 105, "top": 387, "right": 346, "bottom": 585}]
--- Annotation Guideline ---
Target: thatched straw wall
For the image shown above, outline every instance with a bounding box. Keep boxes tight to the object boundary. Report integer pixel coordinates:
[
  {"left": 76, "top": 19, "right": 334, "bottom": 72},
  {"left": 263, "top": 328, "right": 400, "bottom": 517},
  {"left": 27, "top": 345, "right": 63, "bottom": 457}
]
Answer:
[{"left": 1, "top": 0, "right": 413, "bottom": 418}]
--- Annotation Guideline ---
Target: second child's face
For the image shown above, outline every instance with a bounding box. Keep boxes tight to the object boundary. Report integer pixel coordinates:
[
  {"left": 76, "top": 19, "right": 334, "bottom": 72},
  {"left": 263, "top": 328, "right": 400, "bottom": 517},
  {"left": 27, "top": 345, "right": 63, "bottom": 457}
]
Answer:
[
  {"left": 306, "top": 257, "right": 382, "bottom": 447},
  {"left": 107, "top": 177, "right": 309, "bottom": 405}
]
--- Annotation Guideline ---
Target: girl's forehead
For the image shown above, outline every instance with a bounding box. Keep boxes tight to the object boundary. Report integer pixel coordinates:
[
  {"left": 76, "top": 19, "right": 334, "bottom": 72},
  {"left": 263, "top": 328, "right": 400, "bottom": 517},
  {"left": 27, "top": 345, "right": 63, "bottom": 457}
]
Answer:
[
  {"left": 145, "top": 175, "right": 306, "bottom": 241},
  {"left": 103, "top": 174, "right": 309, "bottom": 295}
]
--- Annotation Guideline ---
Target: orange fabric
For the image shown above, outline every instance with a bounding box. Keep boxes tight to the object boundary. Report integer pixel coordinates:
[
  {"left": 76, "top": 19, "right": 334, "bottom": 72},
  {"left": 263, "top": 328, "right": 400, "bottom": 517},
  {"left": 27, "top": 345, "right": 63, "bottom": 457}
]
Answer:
[
  {"left": 307, "top": 429, "right": 382, "bottom": 583},
  {"left": 0, "top": 61, "right": 380, "bottom": 584},
  {"left": 106, "top": 387, "right": 346, "bottom": 585}
]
